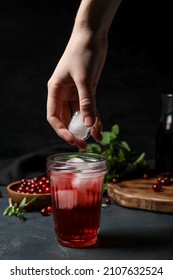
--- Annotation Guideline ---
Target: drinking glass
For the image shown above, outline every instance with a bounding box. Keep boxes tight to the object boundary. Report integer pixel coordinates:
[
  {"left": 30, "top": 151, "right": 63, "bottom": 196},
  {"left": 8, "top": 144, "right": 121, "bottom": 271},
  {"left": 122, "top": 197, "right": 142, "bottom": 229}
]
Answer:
[{"left": 47, "top": 153, "right": 108, "bottom": 248}]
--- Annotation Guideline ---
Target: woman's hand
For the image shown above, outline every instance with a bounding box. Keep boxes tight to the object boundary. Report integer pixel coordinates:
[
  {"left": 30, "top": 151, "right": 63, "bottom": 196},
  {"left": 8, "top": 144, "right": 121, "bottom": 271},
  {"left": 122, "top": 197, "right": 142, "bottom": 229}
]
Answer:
[{"left": 47, "top": 29, "right": 107, "bottom": 150}]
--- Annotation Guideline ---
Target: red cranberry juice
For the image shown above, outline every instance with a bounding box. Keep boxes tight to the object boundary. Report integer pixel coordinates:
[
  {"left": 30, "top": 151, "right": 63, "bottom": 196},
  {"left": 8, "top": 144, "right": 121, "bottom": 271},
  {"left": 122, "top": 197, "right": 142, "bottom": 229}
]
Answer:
[
  {"left": 51, "top": 173, "right": 104, "bottom": 247},
  {"left": 155, "top": 122, "right": 173, "bottom": 174}
]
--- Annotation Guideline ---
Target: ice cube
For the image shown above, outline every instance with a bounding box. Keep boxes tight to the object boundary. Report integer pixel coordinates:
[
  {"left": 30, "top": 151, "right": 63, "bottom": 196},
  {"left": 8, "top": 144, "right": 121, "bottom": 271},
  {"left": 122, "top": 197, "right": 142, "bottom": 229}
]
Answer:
[
  {"left": 67, "top": 157, "right": 85, "bottom": 163},
  {"left": 71, "top": 173, "right": 90, "bottom": 189},
  {"left": 74, "top": 176, "right": 103, "bottom": 206},
  {"left": 67, "top": 157, "right": 89, "bottom": 171},
  {"left": 68, "top": 111, "right": 91, "bottom": 140},
  {"left": 57, "top": 190, "right": 77, "bottom": 209}
]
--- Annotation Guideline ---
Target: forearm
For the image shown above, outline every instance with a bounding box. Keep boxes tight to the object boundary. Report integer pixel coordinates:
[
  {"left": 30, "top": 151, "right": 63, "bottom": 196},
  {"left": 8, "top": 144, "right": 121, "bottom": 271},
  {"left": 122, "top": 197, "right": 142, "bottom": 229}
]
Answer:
[{"left": 74, "top": 0, "right": 122, "bottom": 35}]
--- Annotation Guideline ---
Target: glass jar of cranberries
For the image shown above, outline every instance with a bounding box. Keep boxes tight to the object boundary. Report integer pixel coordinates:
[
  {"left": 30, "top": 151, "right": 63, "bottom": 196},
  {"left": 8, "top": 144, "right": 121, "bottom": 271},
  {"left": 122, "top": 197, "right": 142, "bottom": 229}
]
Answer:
[{"left": 155, "top": 93, "right": 173, "bottom": 174}]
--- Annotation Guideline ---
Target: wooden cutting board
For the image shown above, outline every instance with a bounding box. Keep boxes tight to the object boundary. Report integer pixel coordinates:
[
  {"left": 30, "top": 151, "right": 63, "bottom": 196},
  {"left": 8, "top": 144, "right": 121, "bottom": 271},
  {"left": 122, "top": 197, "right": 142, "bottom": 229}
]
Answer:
[{"left": 107, "top": 177, "right": 173, "bottom": 213}]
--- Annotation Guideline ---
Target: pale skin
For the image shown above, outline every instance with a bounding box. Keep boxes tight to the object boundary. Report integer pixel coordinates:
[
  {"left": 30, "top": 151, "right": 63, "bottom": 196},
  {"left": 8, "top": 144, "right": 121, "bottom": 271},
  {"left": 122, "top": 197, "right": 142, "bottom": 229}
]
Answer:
[{"left": 47, "top": 0, "right": 122, "bottom": 150}]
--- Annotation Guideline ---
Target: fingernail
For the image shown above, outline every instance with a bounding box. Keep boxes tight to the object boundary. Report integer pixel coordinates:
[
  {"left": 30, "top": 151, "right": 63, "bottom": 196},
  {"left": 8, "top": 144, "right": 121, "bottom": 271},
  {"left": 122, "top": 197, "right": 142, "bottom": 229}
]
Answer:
[{"left": 84, "top": 116, "right": 94, "bottom": 127}]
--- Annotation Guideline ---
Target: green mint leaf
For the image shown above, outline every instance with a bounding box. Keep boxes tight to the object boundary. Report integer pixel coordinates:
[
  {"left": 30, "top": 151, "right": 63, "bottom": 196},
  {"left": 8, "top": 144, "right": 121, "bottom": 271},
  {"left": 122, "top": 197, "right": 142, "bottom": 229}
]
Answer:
[
  {"left": 100, "top": 131, "right": 114, "bottom": 146},
  {"left": 133, "top": 152, "right": 147, "bottom": 166},
  {"left": 86, "top": 143, "right": 102, "bottom": 154},
  {"left": 8, "top": 210, "right": 14, "bottom": 216},
  {"left": 102, "top": 203, "right": 108, "bottom": 207},
  {"left": 18, "top": 197, "right": 27, "bottom": 209},
  {"left": 111, "top": 124, "right": 119, "bottom": 137},
  {"left": 3, "top": 206, "right": 11, "bottom": 216},
  {"left": 13, "top": 203, "right": 17, "bottom": 208},
  {"left": 119, "top": 141, "right": 131, "bottom": 152}
]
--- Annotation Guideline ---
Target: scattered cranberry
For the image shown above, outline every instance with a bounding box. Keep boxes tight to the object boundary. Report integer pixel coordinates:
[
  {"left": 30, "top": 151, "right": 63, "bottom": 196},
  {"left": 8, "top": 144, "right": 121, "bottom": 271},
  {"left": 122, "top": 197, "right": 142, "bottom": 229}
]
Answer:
[
  {"left": 143, "top": 173, "right": 150, "bottom": 179},
  {"left": 47, "top": 206, "right": 53, "bottom": 213},
  {"left": 152, "top": 183, "right": 162, "bottom": 192},
  {"left": 0, "top": 190, "right": 2, "bottom": 198},
  {"left": 41, "top": 207, "right": 49, "bottom": 216},
  {"left": 105, "top": 198, "right": 112, "bottom": 205},
  {"left": 157, "top": 176, "right": 163, "bottom": 184},
  {"left": 112, "top": 177, "right": 119, "bottom": 184},
  {"left": 41, "top": 206, "right": 53, "bottom": 216}
]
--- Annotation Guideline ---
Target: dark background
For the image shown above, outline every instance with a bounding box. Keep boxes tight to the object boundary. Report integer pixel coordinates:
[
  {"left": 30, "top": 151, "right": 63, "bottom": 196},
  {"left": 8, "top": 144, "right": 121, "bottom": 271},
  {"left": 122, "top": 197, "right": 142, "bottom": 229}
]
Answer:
[{"left": 1, "top": 0, "right": 173, "bottom": 184}]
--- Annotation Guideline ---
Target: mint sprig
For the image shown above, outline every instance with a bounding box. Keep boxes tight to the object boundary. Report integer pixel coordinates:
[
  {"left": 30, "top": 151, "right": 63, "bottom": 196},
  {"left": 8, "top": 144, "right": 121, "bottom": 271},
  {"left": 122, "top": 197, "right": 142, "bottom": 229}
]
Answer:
[
  {"left": 86, "top": 124, "right": 147, "bottom": 190},
  {"left": 3, "top": 197, "right": 37, "bottom": 220}
]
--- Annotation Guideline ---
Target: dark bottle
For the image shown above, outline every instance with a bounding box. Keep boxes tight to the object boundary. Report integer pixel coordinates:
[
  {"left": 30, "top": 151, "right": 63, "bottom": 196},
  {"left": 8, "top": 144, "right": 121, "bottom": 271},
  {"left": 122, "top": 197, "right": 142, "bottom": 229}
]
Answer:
[{"left": 155, "top": 93, "right": 173, "bottom": 174}]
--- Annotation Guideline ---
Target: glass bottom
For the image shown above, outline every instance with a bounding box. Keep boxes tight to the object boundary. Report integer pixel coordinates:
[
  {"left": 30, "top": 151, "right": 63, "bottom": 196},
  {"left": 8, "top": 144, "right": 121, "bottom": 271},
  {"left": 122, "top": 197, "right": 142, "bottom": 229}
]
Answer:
[{"left": 56, "top": 234, "right": 98, "bottom": 248}]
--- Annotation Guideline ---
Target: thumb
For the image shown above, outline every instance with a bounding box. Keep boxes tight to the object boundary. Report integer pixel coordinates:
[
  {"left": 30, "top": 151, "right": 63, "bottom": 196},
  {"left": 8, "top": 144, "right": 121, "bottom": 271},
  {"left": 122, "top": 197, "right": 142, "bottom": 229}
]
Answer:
[{"left": 77, "top": 83, "right": 96, "bottom": 127}]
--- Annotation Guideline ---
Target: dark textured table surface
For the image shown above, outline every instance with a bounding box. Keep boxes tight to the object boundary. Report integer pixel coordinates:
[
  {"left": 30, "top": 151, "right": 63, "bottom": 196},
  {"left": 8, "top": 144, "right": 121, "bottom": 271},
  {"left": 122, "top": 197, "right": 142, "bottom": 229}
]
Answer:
[{"left": 0, "top": 186, "right": 173, "bottom": 260}]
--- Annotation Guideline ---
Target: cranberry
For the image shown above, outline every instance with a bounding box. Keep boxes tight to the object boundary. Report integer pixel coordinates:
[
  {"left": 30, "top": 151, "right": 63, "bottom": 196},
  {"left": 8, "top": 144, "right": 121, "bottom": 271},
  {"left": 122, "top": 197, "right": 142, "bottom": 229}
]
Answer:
[
  {"left": 152, "top": 183, "right": 162, "bottom": 192},
  {"left": 157, "top": 176, "right": 163, "bottom": 184},
  {"left": 170, "top": 176, "right": 173, "bottom": 184},
  {"left": 36, "top": 189, "right": 42, "bottom": 194},
  {"left": 33, "top": 176, "right": 39, "bottom": 181},
  {"left": 41, "top": 207, "right": 49, "bottom": 216},
  {"left": 38, "top": 180, "right": 43, "bottom": 186},
  {"left": 105, "top": 198, "right": 112, "bottom": 205},
  {"left": 112, "top": 177, "right": 119, "bottom": 184},
  {"left": 34, "top": 182, "right": 38, "bottom": 188},
  {"left": 162, "top": 176, "right": 171, "bottom": 186},
  {"left": 28, "top": 188, "right": 35, "bottom": 194},
  {"left": 41, "top": 184, "right": 47, "bottom": 191},
  {"left": 25, "top": 186, "right": 30, "bottom": 192},
  {"left": 44, "top": 187, "right": 51, "bottom": 194},
  {"left": 41, "top": 176, "right": 47, "bottom": 182},
  {"left": 143, "top": 173, "right": 150, "bottom": 179},
  {"left": 47, "top": 206, "right": 53, "bottom": 213},
  {"left": 18, "top": 186, "right": 24, "bottom": 192},
  {"left": 45, "top": 179, "right": 50, "bottom": 185}
]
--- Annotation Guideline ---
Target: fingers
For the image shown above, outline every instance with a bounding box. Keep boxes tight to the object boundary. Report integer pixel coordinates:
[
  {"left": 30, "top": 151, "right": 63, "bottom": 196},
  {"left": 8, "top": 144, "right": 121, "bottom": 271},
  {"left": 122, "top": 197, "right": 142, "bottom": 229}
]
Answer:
[
  {"left": 75, "top": 78, "right": 96, "bottom": 128},
  {"left": 47, "top": 82, "right": 74, "bottom": 144},
  {"left": 90, "top": 116, "right": 103, "bottom": 142}
]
